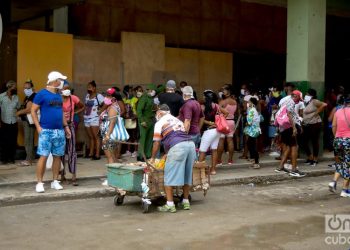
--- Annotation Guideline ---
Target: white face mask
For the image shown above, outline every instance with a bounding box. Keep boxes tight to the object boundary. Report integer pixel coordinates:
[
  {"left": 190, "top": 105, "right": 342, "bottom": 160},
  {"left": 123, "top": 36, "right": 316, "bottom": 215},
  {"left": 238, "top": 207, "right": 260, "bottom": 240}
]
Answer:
[
  {"left": 136, "top": 92, "right": 143, "bottom": 98},
  {"left": 62, "top": 89, "right": 71, "bottom": 96},
  {"left": 241, "top": 89, "right": 246, "bottom": 96},
  {"left": 24, "top": 88, "right": 33, "bottom": 97},
  {"left": 57, "top": 80, "right": 64, "bottom": 89},
  {"left": 247, "top": 103, "right": 251, "bottom": 109},
  {"left": 304, "top": 95, "right": 312, "bottom": 103},
  {"left": 218, "top": 92, "right": 223, "bottom": 99},
  {"left": 148, "top": 90, "right": 156, "bottom": 97}
]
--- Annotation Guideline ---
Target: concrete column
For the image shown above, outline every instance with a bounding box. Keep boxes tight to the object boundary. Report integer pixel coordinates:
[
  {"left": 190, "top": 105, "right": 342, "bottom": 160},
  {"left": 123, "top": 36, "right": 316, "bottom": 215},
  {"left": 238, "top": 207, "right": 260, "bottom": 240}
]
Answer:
[
  {"left": 286, "top": 0, "right": 326, "bottom": 99},
  {"left": 53, "top": 6, "right": 68, "bottom": 33}
]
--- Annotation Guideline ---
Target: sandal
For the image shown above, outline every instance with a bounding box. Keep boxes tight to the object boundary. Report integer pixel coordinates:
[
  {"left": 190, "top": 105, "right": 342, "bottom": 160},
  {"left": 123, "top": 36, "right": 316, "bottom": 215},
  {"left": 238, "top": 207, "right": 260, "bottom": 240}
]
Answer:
[
  {"left": 239, "top": 155, "right": 248, "bottom": 159},
  {"left": 71, "top": 179, "right": 79, "bottom": 186},
  {"left": 210, "top": 171, "right": 217, "bottom": 175}
]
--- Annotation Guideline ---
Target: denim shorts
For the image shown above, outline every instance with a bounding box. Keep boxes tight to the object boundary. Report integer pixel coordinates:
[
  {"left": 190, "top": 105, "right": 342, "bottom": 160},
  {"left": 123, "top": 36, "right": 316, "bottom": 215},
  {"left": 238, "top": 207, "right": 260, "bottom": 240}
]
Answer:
[
  {"left": 164, "top": 141, "right": 196, "bottom": 186},
  {"left": 37, "top": 129, "right": 66, "bottom": 157}
]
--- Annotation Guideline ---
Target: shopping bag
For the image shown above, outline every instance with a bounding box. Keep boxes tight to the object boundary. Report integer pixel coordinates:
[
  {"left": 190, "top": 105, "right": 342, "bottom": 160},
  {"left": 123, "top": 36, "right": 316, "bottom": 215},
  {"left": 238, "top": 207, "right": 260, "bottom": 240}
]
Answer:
[
  {"left": 46, "top": 153, "right": 64, "bottom": 170},
  {"left": 110, "top": 116, "right": 130, "bottom": 141}
]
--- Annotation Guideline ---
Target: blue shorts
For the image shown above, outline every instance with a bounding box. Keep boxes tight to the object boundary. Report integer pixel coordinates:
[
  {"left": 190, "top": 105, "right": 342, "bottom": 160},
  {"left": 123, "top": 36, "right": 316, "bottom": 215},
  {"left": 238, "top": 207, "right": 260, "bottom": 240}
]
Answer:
[
  {"left": 37, "top": 129, "right": 66, "bottom": 157},
  {"left": 164, "top": 141, "right": 196, "bottom": 186}
]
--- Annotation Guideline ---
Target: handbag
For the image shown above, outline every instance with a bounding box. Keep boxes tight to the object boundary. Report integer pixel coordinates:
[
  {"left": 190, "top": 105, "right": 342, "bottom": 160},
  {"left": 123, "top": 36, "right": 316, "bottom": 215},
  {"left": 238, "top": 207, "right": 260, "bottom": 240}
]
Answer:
[
  {"left": 125, "top": 118, "right": 137, "bottom": 129},
  {"left": 215, "top": 105, "right": 230, "bottom": 134},
  {"left": 110, "top": 116, "right": 130, "bottom": 141}
]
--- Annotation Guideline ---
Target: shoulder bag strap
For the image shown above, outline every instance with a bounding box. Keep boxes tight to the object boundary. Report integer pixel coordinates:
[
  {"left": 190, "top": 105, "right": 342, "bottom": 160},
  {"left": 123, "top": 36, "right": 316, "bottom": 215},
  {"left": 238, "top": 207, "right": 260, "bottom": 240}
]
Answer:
[{"left": 69, "top": 96, "right": 73, "bottom": 124}]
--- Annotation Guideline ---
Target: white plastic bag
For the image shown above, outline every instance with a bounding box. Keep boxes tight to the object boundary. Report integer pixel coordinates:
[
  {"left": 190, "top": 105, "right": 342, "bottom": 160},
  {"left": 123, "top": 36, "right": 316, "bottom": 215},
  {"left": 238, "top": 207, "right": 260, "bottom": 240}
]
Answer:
[{"left": 46, "top": 153, "right": 64, "bottom": 171}]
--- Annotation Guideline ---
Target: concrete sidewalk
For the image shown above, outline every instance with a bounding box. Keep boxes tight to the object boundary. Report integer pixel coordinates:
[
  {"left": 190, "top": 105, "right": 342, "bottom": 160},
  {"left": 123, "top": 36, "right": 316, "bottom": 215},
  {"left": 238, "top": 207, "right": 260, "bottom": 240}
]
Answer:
[{"left": 0, "top": 152, "right": 335, "bottom": 206}]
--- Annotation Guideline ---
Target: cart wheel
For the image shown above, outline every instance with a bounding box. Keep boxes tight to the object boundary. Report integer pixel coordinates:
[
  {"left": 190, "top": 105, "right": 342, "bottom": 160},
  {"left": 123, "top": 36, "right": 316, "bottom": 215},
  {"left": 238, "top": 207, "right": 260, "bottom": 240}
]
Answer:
[
  {"left": 114, "top": 195, "right": 124, "bottom": 206},
  {"left": 142, "top": 202, "right": 150, "bottom": 213}
]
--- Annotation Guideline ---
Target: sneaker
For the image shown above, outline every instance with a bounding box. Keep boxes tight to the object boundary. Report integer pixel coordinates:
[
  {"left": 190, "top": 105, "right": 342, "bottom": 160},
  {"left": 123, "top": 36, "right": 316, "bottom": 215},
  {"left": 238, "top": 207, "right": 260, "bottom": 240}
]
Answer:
[
  {"left": 274, "top": 167, "right": 289, "bottom": 173},
  {"left": 131, "top": 152, "right": 137, "bottom": 158},
  {"left": 284, "top": 163, "right": 292, "bottom": 170},
  {"left": 180, "top": 202, "right": 191, "bottom": 210},
  {"left": 102, "top": 179, "right": 108, "bottom": 186},
  {"left": 36, "top": 182, "right": 45, "bottom": 193},
  {"left": 269, "top": 151, "right": 280, "bottom": 157},
  {"left": 309, "top": 161, "right": 318, "bottom": 167},
  {"left": 51, "top": 180, "right": 63, "bottom": 190},
  {"left": 328, "top": 181, "right": 337, "bottom": 193},
  {"left": 158, "top": 204, "right": 176, "bottom": 213},
  {"left": 227, "top": 161, "right": 233, "bottom": 165},
  {"left": 252, "top": 164, "right": 261, "bottom": 169},
  {"left": 289, "top": 170, "right": 306, "bottom": 177},
  {"left": 340, "top": 189, "right": 350, "bottom": 197},
  {"left": 122, "top": 151, "right": 131, "bottom": 157}
]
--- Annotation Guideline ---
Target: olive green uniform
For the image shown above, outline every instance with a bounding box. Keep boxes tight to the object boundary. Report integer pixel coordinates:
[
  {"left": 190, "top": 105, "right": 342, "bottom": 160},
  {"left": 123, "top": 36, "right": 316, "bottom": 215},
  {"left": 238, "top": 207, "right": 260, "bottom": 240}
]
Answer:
[{"left": 137, "top": 92, "right": 155, "bottom": 159}]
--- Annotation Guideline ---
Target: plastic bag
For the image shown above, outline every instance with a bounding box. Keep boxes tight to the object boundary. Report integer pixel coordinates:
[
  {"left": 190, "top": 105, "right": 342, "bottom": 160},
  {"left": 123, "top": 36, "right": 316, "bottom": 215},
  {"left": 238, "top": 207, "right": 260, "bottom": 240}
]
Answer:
[{"left": 46, "top": 153, "right": 64, "bottom": 171}]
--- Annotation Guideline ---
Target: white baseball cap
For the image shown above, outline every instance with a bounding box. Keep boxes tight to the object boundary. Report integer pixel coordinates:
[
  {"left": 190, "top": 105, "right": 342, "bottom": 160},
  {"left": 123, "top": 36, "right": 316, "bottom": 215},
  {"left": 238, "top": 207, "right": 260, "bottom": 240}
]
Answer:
[{"left": 47, "top": 71, "right": 67, "bottom": 84}]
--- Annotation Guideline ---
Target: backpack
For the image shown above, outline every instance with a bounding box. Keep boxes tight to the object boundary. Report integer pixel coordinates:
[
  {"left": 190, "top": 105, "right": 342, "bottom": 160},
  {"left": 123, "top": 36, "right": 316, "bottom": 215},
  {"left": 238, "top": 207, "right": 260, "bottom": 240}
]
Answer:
[{"left": 274, "top": 105, "right": 291, "bottom": 130}]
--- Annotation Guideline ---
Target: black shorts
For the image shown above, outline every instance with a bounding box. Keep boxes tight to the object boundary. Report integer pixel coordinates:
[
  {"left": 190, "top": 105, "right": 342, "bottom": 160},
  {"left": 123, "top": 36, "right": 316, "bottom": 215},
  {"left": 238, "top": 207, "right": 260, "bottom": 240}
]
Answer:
[{"left": 280, "top": 127, "right": 298, "bottom": 147}]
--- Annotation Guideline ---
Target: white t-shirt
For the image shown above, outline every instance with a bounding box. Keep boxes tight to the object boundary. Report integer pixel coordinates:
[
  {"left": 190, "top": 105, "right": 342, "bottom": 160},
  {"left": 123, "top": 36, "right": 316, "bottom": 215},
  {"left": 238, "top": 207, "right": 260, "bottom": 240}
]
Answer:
[
  {"left": 279, "top": 95, "right": 304, "bottom": 125},
  {"left": 84, "top": 93, "right": 104, "bottom": 120}
]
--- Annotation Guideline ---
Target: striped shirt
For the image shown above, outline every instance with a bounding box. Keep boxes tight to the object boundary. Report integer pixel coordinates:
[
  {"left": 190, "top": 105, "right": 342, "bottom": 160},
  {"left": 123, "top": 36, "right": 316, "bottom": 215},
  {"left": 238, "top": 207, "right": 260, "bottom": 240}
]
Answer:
[{"left": 0, "top": 92, "right": 20, "bottom": 124}]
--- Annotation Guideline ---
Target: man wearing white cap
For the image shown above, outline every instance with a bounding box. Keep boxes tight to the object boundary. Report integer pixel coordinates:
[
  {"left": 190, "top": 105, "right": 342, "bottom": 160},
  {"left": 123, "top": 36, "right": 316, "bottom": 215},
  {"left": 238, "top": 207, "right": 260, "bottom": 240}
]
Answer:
[
  {"left": 178, "top": 86, "right": 204, "bottom": 148},
  {"left": 158, "top": 80, "right": 184, "bottom": 117},
  {"left": 31, "top": 71, "right": 71, "bottom": 193}
]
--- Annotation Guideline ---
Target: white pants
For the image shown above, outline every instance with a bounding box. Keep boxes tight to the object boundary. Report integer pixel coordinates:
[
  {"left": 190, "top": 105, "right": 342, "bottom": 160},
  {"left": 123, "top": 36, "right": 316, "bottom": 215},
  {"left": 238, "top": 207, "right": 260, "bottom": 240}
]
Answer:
[{"left": 199, "top": 128, "right": 221, "bottom": 152}]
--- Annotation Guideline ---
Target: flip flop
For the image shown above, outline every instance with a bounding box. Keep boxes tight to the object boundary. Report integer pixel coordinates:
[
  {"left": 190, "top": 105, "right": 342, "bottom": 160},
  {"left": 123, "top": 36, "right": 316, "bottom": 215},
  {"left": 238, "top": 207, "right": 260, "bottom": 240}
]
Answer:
[
  {"left": 210, "top": 171, "right": 217, "bottom": 175},
  {"left": 71, "top": 179, "right": 79, "bottom": 186}
]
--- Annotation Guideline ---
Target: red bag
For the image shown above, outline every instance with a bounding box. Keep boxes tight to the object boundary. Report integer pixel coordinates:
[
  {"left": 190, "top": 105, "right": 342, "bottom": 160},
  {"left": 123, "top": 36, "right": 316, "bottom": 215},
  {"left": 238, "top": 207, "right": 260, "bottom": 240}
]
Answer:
[{"left": 215, "top": 105, "right": 230, "bottom": 134}]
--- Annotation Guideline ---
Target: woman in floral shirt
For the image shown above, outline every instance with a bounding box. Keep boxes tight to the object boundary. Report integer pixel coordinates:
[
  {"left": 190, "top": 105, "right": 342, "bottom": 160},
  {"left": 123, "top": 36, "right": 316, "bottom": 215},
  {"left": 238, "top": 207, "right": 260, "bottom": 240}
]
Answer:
[{"left": 244, "top": 97, "right": 261, "bottom": 169}]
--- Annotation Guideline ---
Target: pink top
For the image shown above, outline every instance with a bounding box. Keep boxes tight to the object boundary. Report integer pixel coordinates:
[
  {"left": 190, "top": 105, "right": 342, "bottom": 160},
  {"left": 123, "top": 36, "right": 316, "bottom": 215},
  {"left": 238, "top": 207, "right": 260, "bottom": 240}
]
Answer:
[
  {"left": 63, "top": 95, "right": 80, "bottom": 122},
  {"left": 225, "top": 104, "right": 237, "bottom": 120},
  {"left": 335, "top": 107, "right": 350, "bottom": 138}
]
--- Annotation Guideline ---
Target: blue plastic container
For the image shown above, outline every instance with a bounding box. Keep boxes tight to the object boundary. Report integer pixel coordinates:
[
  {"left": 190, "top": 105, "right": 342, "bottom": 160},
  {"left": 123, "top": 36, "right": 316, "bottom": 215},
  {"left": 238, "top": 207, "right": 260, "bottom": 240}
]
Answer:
[{"left": 107, "top": 163, "right": 144, "bottom": 192}]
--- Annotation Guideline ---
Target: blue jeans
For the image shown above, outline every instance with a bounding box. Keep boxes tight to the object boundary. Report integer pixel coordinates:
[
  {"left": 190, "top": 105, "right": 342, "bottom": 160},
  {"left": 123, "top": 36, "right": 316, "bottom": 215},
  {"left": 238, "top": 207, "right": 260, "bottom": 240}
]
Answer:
[{"left": 164, "top": 141, "right": 196, "bottom": 186}]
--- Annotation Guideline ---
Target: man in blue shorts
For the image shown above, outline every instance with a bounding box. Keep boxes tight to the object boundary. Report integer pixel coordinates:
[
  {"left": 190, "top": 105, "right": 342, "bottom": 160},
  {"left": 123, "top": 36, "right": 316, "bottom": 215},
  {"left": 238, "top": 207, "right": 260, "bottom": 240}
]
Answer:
[
  {"left": 31, "top": 71, "right": 71, "bottom": 193},
  {"left": 150, "top": 104, "right": 196, "bottom": 213}
]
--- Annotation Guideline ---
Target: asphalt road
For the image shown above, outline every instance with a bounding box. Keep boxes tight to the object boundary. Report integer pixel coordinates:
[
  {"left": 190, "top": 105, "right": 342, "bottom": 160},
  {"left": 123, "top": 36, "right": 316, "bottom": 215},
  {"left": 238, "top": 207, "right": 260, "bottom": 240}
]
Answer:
[{"left": 0, "top": 175, "right": 349, "bottom": 250}]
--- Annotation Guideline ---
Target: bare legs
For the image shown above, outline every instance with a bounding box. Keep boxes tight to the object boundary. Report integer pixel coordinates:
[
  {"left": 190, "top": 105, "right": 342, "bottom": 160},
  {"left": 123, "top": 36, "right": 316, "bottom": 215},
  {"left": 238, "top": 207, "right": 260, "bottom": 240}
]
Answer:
[
  {"left": 199, "top": 149, "right": 218, "bottom": 174},
  {"left": 85, "top": 126, "right": 100, "bottom": 158},
  {"left": 36, "top": 155, "right": 60, "bottom": 182}
]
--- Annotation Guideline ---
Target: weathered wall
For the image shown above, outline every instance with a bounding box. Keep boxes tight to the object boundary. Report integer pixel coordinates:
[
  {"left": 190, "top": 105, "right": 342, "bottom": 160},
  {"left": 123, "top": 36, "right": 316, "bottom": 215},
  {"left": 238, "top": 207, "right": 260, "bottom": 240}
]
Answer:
[
  {"left": 73, "top": 39, "right": 122, "bottom": 95},
  {"left": 165, "top": 48, "right": 232, "bottom": 94},
  {"left": 121, "top": 32, "right": 165, "bottom": 85},
  {"left": 70, "top": 0, "right": 286, "bottom": 53}
]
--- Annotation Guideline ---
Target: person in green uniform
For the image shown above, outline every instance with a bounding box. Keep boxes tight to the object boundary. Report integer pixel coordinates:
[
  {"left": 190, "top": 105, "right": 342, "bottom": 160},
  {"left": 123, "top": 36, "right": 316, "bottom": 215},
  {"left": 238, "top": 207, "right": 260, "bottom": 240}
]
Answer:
[{"left": 137, "top": 84, "right": 157, "bottom": 161}]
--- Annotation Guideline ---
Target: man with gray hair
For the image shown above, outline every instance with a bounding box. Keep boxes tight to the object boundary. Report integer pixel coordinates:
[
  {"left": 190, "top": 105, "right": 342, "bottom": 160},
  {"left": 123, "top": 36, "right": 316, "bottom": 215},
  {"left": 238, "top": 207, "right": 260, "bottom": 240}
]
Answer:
[
  {"left": 178, "top": 86, "right": 204, "bottom": 148},
  {"left": 0, "top": 80, "right": 20, "bottom": 164},
  {"left": 158, "top": 80, "right": 184, "bottom": 117},
  {"left": 150, "top": 104, "right": 196, "bottom": 213}
]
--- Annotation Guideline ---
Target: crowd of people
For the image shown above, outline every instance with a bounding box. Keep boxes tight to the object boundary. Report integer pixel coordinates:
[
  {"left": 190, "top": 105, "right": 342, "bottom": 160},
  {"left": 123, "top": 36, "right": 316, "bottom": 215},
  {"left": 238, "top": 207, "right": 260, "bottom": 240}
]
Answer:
[{"left": 0, "top": 71, "right": 349, "bottom": 209}]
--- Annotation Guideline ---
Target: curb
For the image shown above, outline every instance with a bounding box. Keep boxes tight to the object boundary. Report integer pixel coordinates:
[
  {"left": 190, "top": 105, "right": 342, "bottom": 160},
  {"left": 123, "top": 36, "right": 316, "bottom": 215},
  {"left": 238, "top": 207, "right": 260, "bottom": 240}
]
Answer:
[{"left": 0, "top": 169, "right": 334, "bottom": 207}]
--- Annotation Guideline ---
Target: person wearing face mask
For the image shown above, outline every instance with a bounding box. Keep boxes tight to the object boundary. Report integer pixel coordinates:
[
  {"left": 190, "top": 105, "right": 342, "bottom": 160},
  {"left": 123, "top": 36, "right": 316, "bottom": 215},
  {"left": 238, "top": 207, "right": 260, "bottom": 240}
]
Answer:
[
  {"left": 99, "top": 87, "right": 123, "bottom": 164},
  {"left": 244, "top": 97, "right": 261, "bottom": 169},
  {"left": 83, "top": 80, "right": 104, "bottom": 160},
  {"left": 150, "top": 104, "right": 196, "bottom": 213},
  {"left": 136, "top": 84, "right": 157, "bottom": 161},
  {"left": 31, "top": 71, "right": 71, "bottom": 193},
  {"left": 217, "top": 85, "right": 237, "bottom": 165},
  {"left": 158, "top": 80, "right": 184, "bottom": 117},
  {"left": 15, "top": 79, "right": 36, "bottom": 166},
  {"left": 275, "top": 90, "right": 306, "bottom": 177},
  {"left": 122, "top": 85, "right": 139, "bottom": 158},
  {"left": 0, "top": 80, "right": 20, "bottom": 165},
  {"left": 302, "top": 89, "right": 327, "bottom": 167},
  {"left": 60, "top": 82, "right": 85, "bottom": 186}
]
